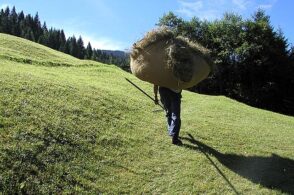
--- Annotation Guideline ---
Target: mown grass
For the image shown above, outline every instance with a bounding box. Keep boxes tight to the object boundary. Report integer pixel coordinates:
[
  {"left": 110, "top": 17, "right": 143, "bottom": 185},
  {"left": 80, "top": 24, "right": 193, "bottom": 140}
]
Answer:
[
  {"left": 0, "top": 33, "right": 97, "bottom": 67},
  {"left": 0, "top": 33, "right": 294, "bottom": 194}
]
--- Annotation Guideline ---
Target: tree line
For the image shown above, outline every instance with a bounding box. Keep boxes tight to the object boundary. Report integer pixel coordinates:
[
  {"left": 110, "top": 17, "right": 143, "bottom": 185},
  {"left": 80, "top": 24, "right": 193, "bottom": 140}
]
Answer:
[
  {"left": 0, "top": 6, "right": 129, "bottom": 70},
  {"left": 158, "top": 11, "right": 294, "bottom": 116}
]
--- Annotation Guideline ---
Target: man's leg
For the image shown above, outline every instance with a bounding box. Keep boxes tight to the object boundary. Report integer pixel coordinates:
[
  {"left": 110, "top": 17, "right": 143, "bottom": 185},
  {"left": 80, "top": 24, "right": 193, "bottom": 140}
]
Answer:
[
  {"left": 159, "top": 88, "right": 172, "bottom": 133},
  {"left": 169, "top": 93, "right": 181, "bottom": 144}
]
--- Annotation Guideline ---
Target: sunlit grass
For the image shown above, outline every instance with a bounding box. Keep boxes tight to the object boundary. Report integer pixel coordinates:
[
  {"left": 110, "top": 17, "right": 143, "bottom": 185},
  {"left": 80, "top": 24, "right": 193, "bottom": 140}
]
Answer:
[{"left": 0, "top": 33, "right": 293, "bottom": 194}]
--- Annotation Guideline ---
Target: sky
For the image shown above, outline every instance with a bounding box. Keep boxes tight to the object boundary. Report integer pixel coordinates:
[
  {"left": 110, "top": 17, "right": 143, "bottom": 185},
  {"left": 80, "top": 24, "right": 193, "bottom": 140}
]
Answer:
[{"left": 0, "top": 0, "right": 293, "bottom": 51}]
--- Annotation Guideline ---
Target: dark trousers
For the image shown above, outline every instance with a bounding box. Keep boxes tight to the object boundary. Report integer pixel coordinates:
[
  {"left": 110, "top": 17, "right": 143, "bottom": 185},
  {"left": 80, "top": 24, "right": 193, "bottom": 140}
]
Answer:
[{"left": 159, "top": 87, "right": 182, "bottom": 138}]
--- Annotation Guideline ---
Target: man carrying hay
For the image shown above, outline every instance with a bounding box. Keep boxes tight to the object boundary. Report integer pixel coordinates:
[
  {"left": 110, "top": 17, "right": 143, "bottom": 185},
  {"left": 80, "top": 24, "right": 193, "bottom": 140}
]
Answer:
[
  {"left": 130, "top": 27, "right": 213, "bottom": 145},
  {"left": 154, "top": 85, "right": 182, "bottom": 145}
]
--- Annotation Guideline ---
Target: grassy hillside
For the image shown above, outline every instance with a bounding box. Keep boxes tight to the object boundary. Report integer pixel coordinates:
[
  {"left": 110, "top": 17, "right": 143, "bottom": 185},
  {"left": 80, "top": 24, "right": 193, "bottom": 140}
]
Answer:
[
  {"left": 0, "top": 33, "right": 96, "bottom": 66},
  {"left": 0, "top": 33, "right": 294, "bottom": 194}
]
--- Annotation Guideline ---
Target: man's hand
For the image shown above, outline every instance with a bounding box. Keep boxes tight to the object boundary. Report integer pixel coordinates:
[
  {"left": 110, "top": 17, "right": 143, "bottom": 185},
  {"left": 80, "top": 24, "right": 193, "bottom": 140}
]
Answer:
[
  {"left": 154, "top": 97, "right": 159, "bottom": 105},
  {"left": 154, "top": 85, "right": 159, "bottom": 105}
]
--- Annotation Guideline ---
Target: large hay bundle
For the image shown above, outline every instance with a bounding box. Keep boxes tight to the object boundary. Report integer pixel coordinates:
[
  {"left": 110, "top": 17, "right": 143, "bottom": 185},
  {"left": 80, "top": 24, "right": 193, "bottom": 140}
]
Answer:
[{"left": 130, "top": 27, "right": 213, "bottom": 90}]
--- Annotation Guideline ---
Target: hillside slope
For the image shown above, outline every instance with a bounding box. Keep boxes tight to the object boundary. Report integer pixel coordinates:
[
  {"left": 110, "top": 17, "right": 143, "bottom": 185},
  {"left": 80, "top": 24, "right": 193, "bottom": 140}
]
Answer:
[
  {"left": 0, "top": 33, "right": 96, "bottom": 66},
  {"left": 0, "top": 33, "right": 294, "bottom": 194}
]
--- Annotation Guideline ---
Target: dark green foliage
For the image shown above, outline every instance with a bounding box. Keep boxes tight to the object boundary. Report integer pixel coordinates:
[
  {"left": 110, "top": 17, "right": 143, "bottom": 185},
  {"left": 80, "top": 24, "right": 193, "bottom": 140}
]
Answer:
[
  {"left": 0, "top": 7, "right": 11, "bottom": 33},
  {"left": 158, "top": 10, "right": 294, "bottom": 115},
  {"left": 76, "top": 36, "right": 85, "bottom": 59},
  {"left": 67, "top": 36, "right": 78, "bottom": 57},
  {"left": 58, "top": 30, "right": 67, "bottom": 52},
  {"left": 0, "top": 6, "right": 129, "bottom": 70},
  {"left": 158, "top": 12, "right": 184, "bottom": 31},
  {"left": 85, "top": 42, "right": 93, "bottom": 59}
]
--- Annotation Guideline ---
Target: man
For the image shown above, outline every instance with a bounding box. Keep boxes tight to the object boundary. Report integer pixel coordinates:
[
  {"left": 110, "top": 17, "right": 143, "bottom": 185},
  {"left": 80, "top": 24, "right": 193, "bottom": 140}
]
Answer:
[{"left": 154, "top": 85, "right": 182, "bottom": 145}]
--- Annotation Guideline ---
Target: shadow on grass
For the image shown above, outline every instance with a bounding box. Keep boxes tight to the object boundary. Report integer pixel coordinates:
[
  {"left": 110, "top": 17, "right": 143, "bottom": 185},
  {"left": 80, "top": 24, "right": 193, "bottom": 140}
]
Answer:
[{"left": 182, "top": 133, "right": 294, "bottom": 194}]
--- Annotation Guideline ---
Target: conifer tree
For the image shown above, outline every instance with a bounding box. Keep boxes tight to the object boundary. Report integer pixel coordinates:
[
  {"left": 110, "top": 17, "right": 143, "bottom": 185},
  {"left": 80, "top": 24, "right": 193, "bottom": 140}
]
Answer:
[
  {"left": 59, "top": 30, "right": 66, "bottom": 52},
  {"left": 33, "top": 12, "right": 42, "bottom": 41},
  {"left": 68, "top": 36, "right": 78, "bottom": 57},
  {"left": 38, "top": 22, "right": 48, "bottom": 45},
  {"left": 85, "top": 42, "right": 93, "bottom": 59},
  {"left": 76, "top": 36, "right": 85, "bottom": 59},
  {"left": 0, "top": 9, "right": 4, "bottom": 32},
  {"left": 1, "top": 7, "right": 11, "bottom": 33},
  {"left": 10, "top": 6, "right": 20, "bottom": 36}
]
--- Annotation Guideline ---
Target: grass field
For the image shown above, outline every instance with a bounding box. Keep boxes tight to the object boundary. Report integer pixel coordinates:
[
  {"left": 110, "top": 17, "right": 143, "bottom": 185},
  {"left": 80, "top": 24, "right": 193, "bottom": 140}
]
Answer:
[{"left": 0, "top": 33, "right": 294, "bottom": 194}]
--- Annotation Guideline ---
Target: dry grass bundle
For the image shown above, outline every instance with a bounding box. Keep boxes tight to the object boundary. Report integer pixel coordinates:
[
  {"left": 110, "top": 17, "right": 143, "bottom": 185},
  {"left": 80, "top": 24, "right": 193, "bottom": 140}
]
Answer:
[
  {"left": 166, "top": 40, "right": 193, "bottom": 82},
  {"left": 130, "top": 27, "right": 174, "bottom": 59},
  {"left": 176, "top": 36, "right": 214, "bottom": 68},
  {"left": 131, "top": 27, "right": 213, "bottom": 83}
]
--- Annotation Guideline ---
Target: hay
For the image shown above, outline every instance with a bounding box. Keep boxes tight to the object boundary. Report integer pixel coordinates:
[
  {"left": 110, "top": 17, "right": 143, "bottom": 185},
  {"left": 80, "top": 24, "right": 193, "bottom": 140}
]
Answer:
[
  {"left": 166, "top": 38, "right": 193, "bottom": 82},
  {"left": 131, "top": 27, "right": 174, "bottom": 59},
  {"left": 130, "top": 27, "right": 213, "bottom": 89},
  {"left": 176, "top": 36, "right": 214, "bottom": 68}
]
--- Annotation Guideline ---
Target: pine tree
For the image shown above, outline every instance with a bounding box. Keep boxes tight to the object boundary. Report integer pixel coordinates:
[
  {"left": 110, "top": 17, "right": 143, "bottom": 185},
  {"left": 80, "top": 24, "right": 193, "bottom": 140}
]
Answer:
[
  {"left": 1, "top": 7, "right": 11, "bottom": 33},
  {"left": 85, "top": 42, "right": 93, "bottom": 59},
  {"left": 76, "top": 36, "right": 85, "bottom": 59},
  {"left": 38, "top": 22, "right": 48, "bottom": 45},
  {"left": 33, "top": 12, "right": 42, "bottom": 41},
  {"left": 24, "top": 28, "right": 35, "bottom": 41},
  {"left": 68, "top": 36, "right": 78, "bottom": 57},
  {"left": 64, "top": 39, "right": 70, "bottom": 54},
  {"left": 91, "top": 49, "right": 97, "bottom": 60},
  {"left": 10, "top": 6, "right": 20, "bottom": 36},
  {"left": 18, "top": 11, "right": 24, "bottom": 23},
  {"left": 0, "top": 9, "right": 4, "bottom": 32},
  {"left": 59, "top": 30, "right": 66, "bottom": 52}
]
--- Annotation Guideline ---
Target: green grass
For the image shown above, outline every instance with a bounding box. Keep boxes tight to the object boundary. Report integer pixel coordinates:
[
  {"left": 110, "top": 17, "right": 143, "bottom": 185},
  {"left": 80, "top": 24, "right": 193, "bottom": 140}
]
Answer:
[
  {"left": 0, "top": 33, "right": 96, "bottom": 66},
  {"left": 0, "top": 33, "right": 294, "bottom": 194}
]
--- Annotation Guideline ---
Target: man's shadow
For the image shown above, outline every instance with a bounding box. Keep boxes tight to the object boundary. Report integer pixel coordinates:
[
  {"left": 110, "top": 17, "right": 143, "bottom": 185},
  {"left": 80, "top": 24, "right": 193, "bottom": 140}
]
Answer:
[{"left": 182, "top": 133, "right": 294, "bottom": 194}]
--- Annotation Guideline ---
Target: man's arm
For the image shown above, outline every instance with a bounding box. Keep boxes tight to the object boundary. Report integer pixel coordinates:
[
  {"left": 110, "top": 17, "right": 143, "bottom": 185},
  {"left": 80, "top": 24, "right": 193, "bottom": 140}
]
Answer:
[{"left": 153, "top": 85, "right": 159, "bottom": 105}]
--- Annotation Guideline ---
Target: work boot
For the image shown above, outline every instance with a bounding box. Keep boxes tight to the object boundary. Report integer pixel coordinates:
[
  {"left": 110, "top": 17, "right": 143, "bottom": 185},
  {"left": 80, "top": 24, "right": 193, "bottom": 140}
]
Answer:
[{"left": 172, "top": 136, "right": 182, "bottom": 146}]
